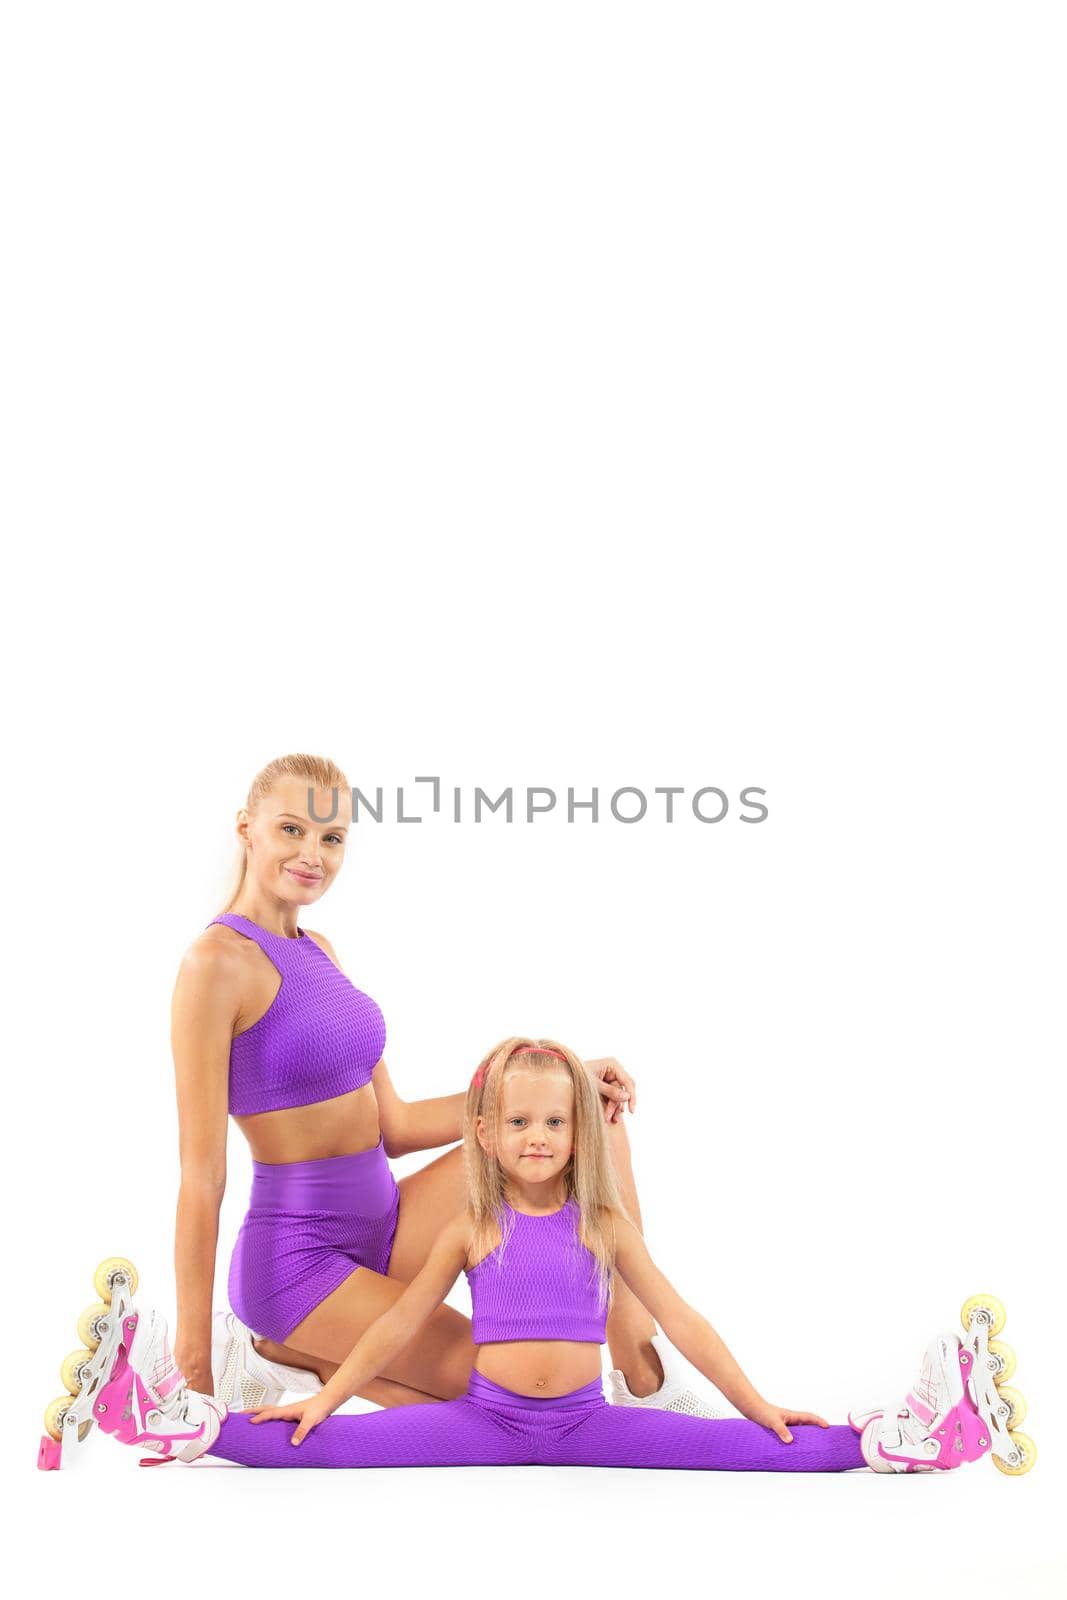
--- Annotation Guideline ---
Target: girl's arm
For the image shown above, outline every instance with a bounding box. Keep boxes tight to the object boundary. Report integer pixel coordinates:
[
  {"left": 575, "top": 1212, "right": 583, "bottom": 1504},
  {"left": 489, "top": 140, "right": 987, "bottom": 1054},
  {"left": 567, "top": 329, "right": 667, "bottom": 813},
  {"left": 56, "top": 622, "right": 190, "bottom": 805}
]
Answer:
[
  {"left": 611, "top": 1214, "right": 762, "bottom": 1412},
  {"left": 171, "top": 940, "right": 239, "bottom": 1394},
  {"left": 251, "top": 1212, "right": 471, "bottom": 1443},
  {"left": 611, "top": 1213, "right": 829, "bottom": 1440}
]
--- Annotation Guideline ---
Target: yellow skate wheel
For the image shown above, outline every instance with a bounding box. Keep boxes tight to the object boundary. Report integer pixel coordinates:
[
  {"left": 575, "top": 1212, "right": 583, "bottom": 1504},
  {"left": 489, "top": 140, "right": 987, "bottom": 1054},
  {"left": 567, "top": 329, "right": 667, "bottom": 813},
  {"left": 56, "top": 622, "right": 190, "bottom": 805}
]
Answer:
[
  {"left": 988, "top": 1339, "right": 1017, "bottom": 1384},
  {"left": 60, "top": 1348, "right": 96, "bottom": 1395},
  {"left": 992, "top": 1429, "right": 1036, "bottom": 1476},
  {"left": 76, "top": 1302, "right": 112, "bottom": 1350},
  {"left": 960, "top": 1292, "right": 1006, "bottom": 1338},
  {"left": 44, "top": 1396, "right": 72, "bottom": 1442},
  {"left": 994, "top": 1386, "right": 1026, "bottom": 1429},
  {"left": 93, "top": 1257, "right": 138, "bottom": 1302}
]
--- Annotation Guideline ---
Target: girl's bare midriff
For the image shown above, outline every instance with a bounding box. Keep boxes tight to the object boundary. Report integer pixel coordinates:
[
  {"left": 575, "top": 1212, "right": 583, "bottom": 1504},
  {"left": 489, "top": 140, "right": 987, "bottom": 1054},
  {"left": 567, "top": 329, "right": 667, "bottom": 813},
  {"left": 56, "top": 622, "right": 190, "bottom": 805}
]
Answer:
[
  {"left": 233, "top": 1081, "right": 381, "bottom": 1164},
  {"left": 472, "top": 1338, "right": 603, "bottom": 1397}
]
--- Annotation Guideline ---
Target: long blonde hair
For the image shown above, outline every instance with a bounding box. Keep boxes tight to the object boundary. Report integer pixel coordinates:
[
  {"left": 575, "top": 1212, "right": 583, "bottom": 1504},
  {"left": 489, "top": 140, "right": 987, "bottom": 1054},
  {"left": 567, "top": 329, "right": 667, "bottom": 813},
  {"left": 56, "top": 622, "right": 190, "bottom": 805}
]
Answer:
[
  {"left": 220, "top": 752, "right": 350, "bottom": 914},
  {"left": 463, "top": 1036, "right": 626, "bottom": 1309}
]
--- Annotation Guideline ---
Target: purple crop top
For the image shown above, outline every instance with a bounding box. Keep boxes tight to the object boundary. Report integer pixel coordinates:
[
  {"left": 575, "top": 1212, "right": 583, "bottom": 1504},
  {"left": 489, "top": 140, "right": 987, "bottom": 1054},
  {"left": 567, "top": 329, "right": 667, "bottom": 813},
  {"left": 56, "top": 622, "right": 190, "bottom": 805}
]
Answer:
[
  {"left": 208, "top": 913, "right": 387, "bottom": 1116},
  {"left": 466, "top": 1198, "right": 608, "bottom": 1345}
]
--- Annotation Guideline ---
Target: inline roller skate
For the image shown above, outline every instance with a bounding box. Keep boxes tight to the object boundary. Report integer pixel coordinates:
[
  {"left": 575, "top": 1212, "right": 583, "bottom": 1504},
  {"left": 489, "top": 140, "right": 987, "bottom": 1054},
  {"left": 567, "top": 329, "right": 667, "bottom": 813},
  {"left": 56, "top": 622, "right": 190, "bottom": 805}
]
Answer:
[
  {"left": 38, "top": 1259, "right": 226, "bottom": 1469},
  {"left": 849, "top": 1292, "right": 1036, "bottom": 1475}
]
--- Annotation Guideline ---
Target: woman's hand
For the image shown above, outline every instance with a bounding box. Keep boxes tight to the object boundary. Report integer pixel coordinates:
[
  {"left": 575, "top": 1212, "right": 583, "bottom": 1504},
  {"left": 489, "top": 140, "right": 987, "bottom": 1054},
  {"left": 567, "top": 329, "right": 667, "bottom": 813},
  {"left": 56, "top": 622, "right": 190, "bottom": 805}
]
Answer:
[
  {"left": 742, "top": 1398, "right": 830, "bottom": 1443},
  {"left": 585, "top": 1056, "right": 636, "bottom": 1123},
  {"left": 174, "top": 1334, "right": 214, "bottom": 1398},
  {"left": 249, "top": 1391, "right": 341, "bottom": 1446}
]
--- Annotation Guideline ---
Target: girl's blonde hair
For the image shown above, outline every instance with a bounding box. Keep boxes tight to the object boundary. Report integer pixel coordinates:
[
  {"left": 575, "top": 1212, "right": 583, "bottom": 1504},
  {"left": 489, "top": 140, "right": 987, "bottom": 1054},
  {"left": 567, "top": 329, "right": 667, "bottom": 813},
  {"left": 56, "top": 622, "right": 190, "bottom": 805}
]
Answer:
[
  {"left": 463, "top": 1036, "right": 626, "bottom": 1309},
  {"left": 220, "top": 752, "right": 350, "bottom": 913}
]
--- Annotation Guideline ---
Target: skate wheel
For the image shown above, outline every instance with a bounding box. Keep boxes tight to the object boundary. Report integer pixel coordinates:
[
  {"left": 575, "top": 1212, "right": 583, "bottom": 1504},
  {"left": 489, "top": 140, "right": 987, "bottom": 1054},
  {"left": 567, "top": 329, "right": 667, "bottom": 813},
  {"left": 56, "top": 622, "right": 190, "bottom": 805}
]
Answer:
[
  {"left": 960, "top": 1292, "right": 1006, "bottom": 1338},
  {"left": 93, "top": 1257, "right": 138, "bottom": 1302},
  {"left": 60, "top": 1348, "right": 96, "bottom": 1395},
  {"left": 994, "top": 1386, "right": 1026, "bottom": 1429},
  {"left": 992, "top": 1429, "right": 1036, "bottom": 1476},
  {"left": 988, "top": 1338, "right": 1017, "bottom": 1384},
  {"left": 43, "top": 1396, "right": 72, "bottom": 1442},
  {"left": 76, "top": 1302, "right": 112, "bottom": 1350}
]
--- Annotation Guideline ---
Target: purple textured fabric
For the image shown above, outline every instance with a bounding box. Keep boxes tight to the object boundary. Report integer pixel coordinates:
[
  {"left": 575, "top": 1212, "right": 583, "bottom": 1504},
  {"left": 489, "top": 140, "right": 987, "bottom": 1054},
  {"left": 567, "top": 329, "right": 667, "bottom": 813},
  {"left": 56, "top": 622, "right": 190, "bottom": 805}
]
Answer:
[
  {"left": 209, "top": 913, "right": 386, "bottom": 1114},
  {"left": 228, "top": 1141, "right": 400, "bottom": 1342},
  {"left": 467, "top": 1199, "right": 608, "bottom": 1345},
  {"left": 207, "top": 1370, "right": 867, "bottom": 1471}
]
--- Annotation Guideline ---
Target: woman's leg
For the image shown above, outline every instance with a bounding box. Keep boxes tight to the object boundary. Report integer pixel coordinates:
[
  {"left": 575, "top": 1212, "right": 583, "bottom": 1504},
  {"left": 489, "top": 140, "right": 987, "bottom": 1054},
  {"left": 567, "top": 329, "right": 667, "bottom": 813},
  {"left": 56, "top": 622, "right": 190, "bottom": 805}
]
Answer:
[
  {"left": 601, "top": 1118, "right": 665, "bottom": 1396},
  {"left": 245, "top": 1348, "right": 437, "bottom": 1408},
  {"left": 235, "top": 1146, "right": 472, "bottom": 1404},
  {"left": 279, "top": 1261, "right": 475, "bottom": 1401}
]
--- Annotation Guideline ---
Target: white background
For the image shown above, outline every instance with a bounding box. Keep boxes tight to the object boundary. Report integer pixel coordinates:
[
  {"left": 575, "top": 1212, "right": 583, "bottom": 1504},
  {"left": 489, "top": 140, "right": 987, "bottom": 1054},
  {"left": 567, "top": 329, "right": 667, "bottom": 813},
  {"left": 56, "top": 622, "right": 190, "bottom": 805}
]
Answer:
[{"left": 4, "top": 4, "right": 1064, "bottom": 1597}]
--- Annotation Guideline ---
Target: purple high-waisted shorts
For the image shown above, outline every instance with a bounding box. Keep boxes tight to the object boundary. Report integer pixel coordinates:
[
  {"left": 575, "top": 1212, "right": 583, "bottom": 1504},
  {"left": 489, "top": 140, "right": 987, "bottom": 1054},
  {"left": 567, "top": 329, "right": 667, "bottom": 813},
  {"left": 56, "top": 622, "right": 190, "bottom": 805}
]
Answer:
[{"left": 228, "top": 1136, "right": 401, "bottom": 1343}]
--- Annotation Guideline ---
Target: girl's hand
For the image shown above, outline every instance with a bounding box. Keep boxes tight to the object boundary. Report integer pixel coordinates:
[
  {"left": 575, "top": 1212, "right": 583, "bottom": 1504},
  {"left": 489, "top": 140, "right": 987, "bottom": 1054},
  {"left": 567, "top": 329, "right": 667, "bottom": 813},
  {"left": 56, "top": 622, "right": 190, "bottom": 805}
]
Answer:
[
  {"left": 249, "top": 1392, "right": 339, "bottom": 1445},
  {"left": 743, "top": 1399, "right": 830, "bottom": 1443},
  {"left": 586, "top": 1057, "right": 636, "bottom": 1122}
]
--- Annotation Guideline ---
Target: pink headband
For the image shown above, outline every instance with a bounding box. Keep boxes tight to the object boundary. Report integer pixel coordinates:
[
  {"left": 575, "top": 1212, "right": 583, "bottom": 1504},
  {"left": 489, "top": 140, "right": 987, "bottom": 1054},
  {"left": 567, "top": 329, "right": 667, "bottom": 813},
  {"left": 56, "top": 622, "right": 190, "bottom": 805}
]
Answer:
[{"left": 471, "top": 1044, "right": 570, "bottom": 1089}]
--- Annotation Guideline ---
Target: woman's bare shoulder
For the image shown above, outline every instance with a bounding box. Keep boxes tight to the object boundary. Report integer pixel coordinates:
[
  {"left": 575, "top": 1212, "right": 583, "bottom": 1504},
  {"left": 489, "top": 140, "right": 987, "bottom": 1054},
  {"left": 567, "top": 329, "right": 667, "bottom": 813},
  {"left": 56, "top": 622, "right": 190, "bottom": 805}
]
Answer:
[{"left": 174, "top": 924, "right": 249, "bottom": 988}]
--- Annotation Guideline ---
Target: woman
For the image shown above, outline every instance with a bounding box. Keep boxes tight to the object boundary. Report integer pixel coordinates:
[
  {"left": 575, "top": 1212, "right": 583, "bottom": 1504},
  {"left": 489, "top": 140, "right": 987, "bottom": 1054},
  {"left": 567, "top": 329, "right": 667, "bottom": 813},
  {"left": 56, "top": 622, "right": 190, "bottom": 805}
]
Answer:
[{"left": 175, "top": 752, "right": 708, "bottom": 1414}]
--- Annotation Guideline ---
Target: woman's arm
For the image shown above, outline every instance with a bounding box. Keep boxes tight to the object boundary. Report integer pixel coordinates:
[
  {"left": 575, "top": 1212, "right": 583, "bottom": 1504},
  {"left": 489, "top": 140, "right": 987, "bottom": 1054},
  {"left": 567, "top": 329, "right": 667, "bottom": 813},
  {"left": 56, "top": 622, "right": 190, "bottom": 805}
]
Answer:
[
  {"left": 371, "top": 1058, "right": 465, "bottom": 1156},
  {"left": 252, "top": 1212, "right": 470, "bottom": 1443},
  {"left": 171, "top": 939, "right": 239, "bottom": 1394},
  {"left": 370, "top": 1054, "right": 638, "bottom": 1155}
]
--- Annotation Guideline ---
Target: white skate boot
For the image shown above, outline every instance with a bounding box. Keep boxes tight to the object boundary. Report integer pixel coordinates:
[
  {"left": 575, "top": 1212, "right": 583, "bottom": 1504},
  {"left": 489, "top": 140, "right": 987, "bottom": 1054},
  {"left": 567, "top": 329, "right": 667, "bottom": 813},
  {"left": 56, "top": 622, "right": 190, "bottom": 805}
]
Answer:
[
  {"left": 607, "top": 1332, "right": 721, "bottom": 1418},
  {"left": 38, "top": 1259, "right": 226, "bottom": 1470},
  {"left": 849, "top": 1294, "right": 1036, "bottom": 1476},
  {"left": 212, "top": 1310, "right": 324, "bottom": 1409}
]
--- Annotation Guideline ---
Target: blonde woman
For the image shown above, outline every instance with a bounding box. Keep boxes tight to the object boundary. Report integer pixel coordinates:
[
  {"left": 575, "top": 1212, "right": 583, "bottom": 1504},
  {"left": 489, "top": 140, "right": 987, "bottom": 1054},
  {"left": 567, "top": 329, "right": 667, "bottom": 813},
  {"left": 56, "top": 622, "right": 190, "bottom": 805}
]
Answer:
[
  {"left": 176, "top": 753, "right": 706, "bottom": 1415},
  {"left": 48, "top": 1039, "right": 1025, "bottom": 1476}
]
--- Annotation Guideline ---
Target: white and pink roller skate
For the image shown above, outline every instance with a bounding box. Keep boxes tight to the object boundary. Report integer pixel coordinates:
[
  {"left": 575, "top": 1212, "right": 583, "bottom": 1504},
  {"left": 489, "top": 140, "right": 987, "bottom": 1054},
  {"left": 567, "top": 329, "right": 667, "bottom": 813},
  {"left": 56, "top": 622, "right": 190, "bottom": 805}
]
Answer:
[
  {"left": 849, "top": 1292, "right": 1036, "bottom": 1476},
  {"left": 38, "top": 1258, "right": 226, "bottom": 1470}
]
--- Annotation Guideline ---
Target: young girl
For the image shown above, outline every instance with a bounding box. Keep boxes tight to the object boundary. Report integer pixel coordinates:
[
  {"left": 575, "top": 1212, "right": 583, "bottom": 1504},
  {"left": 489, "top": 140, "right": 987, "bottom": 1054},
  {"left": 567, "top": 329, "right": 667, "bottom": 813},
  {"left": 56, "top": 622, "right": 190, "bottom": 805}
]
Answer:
[{"left": 40, "top": 1039, "right": 1034, "bottom": 1476}]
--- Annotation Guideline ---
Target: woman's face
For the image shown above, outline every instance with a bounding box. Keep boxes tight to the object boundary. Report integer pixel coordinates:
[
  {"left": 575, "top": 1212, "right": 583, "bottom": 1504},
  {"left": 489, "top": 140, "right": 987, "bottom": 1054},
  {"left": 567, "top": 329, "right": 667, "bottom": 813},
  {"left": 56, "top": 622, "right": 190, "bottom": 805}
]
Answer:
[
  {"left": 238, "top": 777, "right": 352, "bottom": 908},
  {"left": 479, "top": 1069, "right": 576, "bottom": 1190}
]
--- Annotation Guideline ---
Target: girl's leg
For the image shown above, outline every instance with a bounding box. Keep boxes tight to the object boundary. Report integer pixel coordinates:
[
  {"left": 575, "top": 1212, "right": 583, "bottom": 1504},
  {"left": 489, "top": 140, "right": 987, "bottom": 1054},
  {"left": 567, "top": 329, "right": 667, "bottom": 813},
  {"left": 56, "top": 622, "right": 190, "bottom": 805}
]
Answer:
[
  {"left": 547, "top": 1400, "right": 866, "bottom": 1472},
  {"left": 207, "top": 1394, "right": 527, "bottom": 1469}
]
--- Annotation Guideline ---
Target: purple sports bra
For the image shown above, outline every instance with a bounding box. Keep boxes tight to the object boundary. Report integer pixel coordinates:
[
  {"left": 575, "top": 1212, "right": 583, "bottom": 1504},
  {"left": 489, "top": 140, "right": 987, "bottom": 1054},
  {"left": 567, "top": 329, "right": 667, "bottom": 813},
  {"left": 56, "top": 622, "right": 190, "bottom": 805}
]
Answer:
[
  {"left": 208, "top": 913, "right": 387, "bottom": 1116},
  {"left": 466, "top": 1197, "right": 608, "bottom": 1345}
]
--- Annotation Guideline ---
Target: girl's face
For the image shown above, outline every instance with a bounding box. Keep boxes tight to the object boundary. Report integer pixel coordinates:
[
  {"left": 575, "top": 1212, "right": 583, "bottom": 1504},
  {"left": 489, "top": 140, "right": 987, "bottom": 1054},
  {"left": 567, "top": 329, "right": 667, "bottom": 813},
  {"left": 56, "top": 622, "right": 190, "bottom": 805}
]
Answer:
[
  {"left": 238, "top": 777, "right": 351, "bottom": 908},
  {"left": 479, "top": 1069, "right": 576, "bottom": 1190}
]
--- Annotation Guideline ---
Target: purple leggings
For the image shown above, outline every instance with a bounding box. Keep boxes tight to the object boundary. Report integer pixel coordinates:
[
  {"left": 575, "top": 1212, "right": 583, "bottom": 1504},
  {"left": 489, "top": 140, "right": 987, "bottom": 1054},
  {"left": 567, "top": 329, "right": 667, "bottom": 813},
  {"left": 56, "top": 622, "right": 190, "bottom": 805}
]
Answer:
[{"left": 207, "top": 1370, "right": 866, "bottom": 1471}]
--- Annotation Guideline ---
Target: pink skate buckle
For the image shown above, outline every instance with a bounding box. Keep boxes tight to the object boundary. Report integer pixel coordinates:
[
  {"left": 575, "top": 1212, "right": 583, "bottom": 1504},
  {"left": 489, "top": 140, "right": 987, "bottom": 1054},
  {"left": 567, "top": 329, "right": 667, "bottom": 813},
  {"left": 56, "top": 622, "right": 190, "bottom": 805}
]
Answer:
[{"left": 38, "top": 1434, "right": 63, "bottom": 1471}]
